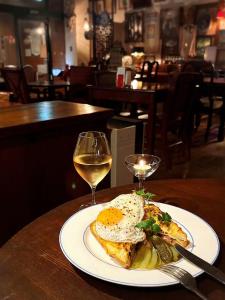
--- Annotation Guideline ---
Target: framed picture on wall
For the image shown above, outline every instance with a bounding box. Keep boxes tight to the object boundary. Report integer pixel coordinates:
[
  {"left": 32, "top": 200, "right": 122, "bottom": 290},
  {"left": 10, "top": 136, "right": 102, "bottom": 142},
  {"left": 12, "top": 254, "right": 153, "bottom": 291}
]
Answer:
[
  {"left": 125, "top": 11, "right": 144, "bottom": 43},
  {"left": 195, "top": 4, "right": 217, "bottom": 36},
  {"left": 196, "top": 35, "right": 212, "bottom": 57},
  {"left": 160, "top": 8, "right": 180, "bottom": 56}
]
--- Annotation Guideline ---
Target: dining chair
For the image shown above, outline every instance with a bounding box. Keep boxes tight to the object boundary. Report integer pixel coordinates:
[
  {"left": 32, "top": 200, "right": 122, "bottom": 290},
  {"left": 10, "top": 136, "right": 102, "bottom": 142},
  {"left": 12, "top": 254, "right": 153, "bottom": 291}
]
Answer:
[
  {"left": 68, "top": 66, "right": 95, "bottom": 101},
  {"left": 23, "top": 65, "right": 37, "bottom": 83},
  {"left": 155, "top": 72, "right": 202, "bottom": 169},
  {"left": 181, "top": 60, "right": 223, "bottom": 142},
  {"left": 1, "top": 68, "right": 41, "bottom": 104},
  {"left": 95, "top": 70, "right": 116, "bottom": 87}
]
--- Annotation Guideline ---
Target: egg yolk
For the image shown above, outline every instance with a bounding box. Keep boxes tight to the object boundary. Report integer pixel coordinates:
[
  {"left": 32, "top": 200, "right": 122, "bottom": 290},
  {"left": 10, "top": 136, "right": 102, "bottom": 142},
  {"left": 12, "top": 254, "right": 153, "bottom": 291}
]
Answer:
[{"left": 97, "top": 207, "right": 123, "bottom": 226}]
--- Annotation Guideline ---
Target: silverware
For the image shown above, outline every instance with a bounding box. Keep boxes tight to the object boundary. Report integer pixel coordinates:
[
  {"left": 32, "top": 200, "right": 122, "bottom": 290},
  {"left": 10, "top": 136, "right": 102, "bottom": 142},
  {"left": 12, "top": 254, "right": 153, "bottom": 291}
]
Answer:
[
  {"left": 175, "top": 244, "right": 225, "bottom": 285},
  {"left": 159, "top": 264, "right": 208, "bottom": 300}
]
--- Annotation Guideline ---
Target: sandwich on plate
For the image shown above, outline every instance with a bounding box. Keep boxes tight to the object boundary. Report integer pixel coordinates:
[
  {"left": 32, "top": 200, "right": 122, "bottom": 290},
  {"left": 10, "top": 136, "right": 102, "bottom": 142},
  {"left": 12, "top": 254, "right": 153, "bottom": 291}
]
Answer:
[{"left": 90, "top": 192, "right": 189, "bottom": 269}]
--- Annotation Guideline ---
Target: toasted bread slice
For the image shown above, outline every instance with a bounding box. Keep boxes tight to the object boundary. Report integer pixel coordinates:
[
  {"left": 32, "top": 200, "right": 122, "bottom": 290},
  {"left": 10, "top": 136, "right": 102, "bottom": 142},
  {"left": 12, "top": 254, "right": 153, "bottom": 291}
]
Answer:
[
  {"left": 90, "top": 221, "right": 136, "bottom": 268},
  {"left": 144, "top": 204, "right": 189, "bottom": 247}
]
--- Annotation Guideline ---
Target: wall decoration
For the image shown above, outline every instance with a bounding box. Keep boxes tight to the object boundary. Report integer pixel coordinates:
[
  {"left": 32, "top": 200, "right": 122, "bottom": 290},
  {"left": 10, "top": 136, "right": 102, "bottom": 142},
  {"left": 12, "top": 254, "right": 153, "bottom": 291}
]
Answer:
[
  {"left": 145, "top": 11, "right": 160, "bottom": 53},
  {"left": 196, "top": 35, "right": 212, "bottom": 57},
  {"left": 179, "top": 24, "right": 197, "bottom": 58},
  {"left": 125, "top": 11, "right": 144, "bottom": 43},
  {"left": 160, "top": 8, "right": 180, "bottom": 56},
  {"left": 195, "top": 4, "right": 217, "bottom": 36},
  {"left": 64, "top": 0, "right": 76, "bottom": 31},
  {"left": 95, "top": 11, "right": 113, "bottom": 59}
]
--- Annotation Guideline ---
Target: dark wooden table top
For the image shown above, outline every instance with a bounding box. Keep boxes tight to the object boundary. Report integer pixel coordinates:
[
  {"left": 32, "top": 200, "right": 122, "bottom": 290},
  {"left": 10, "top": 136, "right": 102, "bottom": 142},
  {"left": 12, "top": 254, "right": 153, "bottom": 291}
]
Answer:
[
  {"left": 88, "top": 82, "right": 169, "bottom": 99},
  {"left": 1, "top": 179, "right": 225, "bottom": 300},
  {"left": 28, "top": 80, "right": 70, "bottom": 88},
  {"left": 203, "top": 77, "right": 225, "bottom": 85},
  {"left": 0, "top": 100, "right": 112, "bottom": 137}
]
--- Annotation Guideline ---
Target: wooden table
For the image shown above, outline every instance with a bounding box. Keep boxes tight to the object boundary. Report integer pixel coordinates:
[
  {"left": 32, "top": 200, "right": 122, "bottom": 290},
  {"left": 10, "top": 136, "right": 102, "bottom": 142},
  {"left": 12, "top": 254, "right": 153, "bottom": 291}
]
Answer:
[
  {"left": 28, "top": 80, "right": 71, "bottom": 100},
  {"left": 203, "top": 77, "right": 225, "bottom": 141},
  {"left": 88, "top": 83, "right": 169, "bottom": 154},
  {"left": 0, "top": 101, "right": 113, "bottom": 245},
  {"left": 1, "top": 179, "right": 224, "bottom": 300}
]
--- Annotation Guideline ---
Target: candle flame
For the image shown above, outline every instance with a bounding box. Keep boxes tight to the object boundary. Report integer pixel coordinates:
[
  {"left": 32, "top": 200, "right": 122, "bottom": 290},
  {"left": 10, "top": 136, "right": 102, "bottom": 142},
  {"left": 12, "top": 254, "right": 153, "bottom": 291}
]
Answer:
[{"left": 139, "top": 159, "right": 146, "bottom": 166}]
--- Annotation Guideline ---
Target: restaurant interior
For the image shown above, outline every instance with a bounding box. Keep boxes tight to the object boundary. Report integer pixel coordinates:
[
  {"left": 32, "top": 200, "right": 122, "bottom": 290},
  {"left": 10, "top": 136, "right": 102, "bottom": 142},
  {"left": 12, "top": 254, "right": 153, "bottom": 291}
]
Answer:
[
  {"left": 0, "top": 1, "right": 225, "bottom": 299},
  {"left": 1, "top": 0, "right": 225, "bottom": 240}
]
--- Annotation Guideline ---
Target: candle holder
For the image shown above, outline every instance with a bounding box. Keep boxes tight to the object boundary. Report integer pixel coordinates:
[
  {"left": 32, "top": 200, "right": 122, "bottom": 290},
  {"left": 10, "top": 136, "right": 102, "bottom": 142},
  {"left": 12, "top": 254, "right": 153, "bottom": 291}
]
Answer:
[{"left": 125, "top": 154, "right": 161, "bottom": 191}]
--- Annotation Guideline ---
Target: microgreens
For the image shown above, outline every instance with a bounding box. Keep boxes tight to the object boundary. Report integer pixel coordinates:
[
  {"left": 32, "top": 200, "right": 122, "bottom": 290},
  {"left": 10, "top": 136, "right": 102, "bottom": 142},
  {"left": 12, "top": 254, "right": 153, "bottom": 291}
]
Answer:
[
  {"left": 136, "top": 217, "right": 161, "bottom": 234},
  {"left": 135, "top": 189, "right": 156, "bottom": 200},
  {"left": 158, "top": 212, "right": 172, "bottom": 223}
]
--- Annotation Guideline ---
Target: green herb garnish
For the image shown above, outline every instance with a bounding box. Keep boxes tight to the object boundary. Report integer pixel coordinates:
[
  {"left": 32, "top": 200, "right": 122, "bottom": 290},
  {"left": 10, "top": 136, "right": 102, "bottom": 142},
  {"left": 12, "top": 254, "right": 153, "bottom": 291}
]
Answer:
[
  {"left": 136, "top": 217, "right": 161, "bottom": 234},
  {"left": 135, "top": 189, "right": 156, "bottom": 200},
  {"left": 161, "top": 212, "right": 172, "bottom": 223},
  {"left": 135, "top": 218, "right": 155, "bottom": 229}
]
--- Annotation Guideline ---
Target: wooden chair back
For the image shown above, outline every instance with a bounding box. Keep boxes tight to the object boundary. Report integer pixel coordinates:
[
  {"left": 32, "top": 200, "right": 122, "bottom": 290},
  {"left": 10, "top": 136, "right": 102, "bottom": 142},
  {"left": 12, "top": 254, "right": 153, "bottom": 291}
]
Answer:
[
  {"left": 159, "top": 72, "right": 202, "bottom": 168},
  {"left": 69, "top": 66, "right": 95, "bottom": 85},
  {"left": 23, "top": 65, "right": 36, "bottom": 83},
  {"left": 1, "top": 68, "right": 30, "bottom": 103},
  {"left": 165, "top": 72, "right": 202, "bottom": 129},
  {"left": 95, "top": 71, "right": 116, "bottom": 87}
]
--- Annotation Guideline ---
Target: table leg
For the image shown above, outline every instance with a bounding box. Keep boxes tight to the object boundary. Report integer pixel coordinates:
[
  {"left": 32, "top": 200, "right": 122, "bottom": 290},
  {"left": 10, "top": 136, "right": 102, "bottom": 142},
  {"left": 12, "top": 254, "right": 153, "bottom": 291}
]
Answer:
[
  {"left": 146, "top": 94, "right": 155, "bottom": 154},
  {"left": 218, "top": 96, "right": 225, "bottom": 141}
]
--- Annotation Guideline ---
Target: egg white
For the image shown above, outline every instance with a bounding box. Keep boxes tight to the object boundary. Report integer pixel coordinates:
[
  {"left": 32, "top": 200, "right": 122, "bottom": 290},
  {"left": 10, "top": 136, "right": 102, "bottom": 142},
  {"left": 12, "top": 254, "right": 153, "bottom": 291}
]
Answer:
[{"left": 95, "top": 193, "right": 146, "bottom": 243}]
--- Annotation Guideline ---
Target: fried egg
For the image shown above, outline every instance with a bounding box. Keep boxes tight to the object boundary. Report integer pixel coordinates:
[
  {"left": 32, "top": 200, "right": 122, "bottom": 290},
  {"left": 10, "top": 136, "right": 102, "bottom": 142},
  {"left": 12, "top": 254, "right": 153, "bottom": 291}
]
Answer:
[{"left": 95, "top": 193, "right": 145, "bottom": 243}]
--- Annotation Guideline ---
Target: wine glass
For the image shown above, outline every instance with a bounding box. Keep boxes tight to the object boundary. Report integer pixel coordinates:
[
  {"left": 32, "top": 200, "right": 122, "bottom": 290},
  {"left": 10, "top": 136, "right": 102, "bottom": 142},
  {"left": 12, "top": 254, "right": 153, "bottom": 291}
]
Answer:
[
  {"left": 73, "top": 131, "right": 112, "bottom": 209},
  {"left": 125, "top": 154, "right": 161, "bottom": 191}
]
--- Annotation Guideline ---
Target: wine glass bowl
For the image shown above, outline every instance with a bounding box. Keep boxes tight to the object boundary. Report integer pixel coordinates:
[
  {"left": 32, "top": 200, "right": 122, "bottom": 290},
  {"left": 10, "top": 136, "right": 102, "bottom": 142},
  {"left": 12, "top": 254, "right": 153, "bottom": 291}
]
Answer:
[
  {"left": 73, "top": 131, "right": 112, "bottom": 209},
  {"left": 125, "top": 154, "right": 161, "bottom": 190}
]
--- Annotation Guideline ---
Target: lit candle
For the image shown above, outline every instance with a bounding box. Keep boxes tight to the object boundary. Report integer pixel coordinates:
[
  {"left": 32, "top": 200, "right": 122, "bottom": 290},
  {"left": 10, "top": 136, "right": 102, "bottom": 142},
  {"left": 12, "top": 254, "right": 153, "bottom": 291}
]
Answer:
[
  {"left": 131, "top": 79, "right": 138, "bottom": 89},
  {"left": 133, "top": 159, "right": 151, "bottom": 176}
]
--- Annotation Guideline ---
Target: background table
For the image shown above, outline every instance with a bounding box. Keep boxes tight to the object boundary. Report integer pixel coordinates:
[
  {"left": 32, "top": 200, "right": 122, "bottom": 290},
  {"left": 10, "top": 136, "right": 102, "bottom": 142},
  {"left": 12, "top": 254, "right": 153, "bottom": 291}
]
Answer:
[
  {"left": 1, "top": 179, "right": 224, "bottom": 300},
  {"left": 88, "top": 83, "right": 168, "bottom": 154},
  {"left": 28, "top": 80, "right": 71, "bottom": 100},
  {"left": 203, "top": 77, "right": 225, "bottom": 141},
  {"left": 0, "top": 100, "right": 113, "bottom": 245}
]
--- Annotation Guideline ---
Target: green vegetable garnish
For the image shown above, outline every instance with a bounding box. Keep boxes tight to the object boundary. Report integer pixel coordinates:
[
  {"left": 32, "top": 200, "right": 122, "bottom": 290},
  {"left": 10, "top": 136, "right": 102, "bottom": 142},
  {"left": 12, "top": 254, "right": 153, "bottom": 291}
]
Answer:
[
  {"left": 160, "top": 212, "right": 172, "bottom": 223},
  {"left": 136, "top": 217, "right": 160, "bottom": 234},
  {"left": 151, "top": 223, "right": 161, "bottom": 233},
  {"left": 136, "top": 218, "right": 155, "bottom": 229},
  {"left": 135, "top": 189, "right": 156, "bottom": 200}
]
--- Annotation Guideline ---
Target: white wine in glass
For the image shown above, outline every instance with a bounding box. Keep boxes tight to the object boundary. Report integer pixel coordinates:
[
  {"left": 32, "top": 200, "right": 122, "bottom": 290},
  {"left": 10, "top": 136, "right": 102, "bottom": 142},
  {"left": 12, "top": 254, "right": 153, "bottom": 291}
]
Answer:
[{"left": 73, "top": 131, "right": 112, "bottom": 209}]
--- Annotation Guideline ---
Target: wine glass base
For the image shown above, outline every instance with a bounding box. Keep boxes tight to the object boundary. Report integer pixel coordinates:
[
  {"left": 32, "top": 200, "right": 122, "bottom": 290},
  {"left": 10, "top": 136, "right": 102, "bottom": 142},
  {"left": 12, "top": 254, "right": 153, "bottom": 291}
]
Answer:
[{"left": 79, "top": 202, "right": 97, "bottom": 210}]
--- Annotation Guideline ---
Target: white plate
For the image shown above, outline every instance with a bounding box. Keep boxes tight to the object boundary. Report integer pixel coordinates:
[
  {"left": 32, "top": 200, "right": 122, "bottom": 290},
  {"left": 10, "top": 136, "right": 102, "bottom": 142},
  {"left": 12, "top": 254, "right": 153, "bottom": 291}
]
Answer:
[{"left": 59, "top": 202, "right": 220, "bottom": 287}]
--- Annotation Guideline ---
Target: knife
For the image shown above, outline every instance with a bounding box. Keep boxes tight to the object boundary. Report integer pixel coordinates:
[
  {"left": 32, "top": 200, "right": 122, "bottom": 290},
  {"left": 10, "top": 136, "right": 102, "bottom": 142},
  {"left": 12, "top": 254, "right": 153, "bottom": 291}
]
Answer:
[{"left": 175, "top": 244, "right": 225, "bottom": 285}]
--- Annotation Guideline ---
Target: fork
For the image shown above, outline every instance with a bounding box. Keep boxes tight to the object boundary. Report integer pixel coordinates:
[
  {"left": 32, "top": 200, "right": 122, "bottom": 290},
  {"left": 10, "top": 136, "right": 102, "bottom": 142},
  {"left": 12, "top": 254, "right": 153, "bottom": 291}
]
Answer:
[{"left": 159, "top": 264, "right": 208, "bottom": 300}]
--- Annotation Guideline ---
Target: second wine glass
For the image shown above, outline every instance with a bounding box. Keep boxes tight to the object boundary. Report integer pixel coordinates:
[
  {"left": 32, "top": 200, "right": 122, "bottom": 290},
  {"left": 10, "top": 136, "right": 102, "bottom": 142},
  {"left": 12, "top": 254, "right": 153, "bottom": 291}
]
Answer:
[{"left": 73, "top": 131, "right": 112, "bottom": 209}]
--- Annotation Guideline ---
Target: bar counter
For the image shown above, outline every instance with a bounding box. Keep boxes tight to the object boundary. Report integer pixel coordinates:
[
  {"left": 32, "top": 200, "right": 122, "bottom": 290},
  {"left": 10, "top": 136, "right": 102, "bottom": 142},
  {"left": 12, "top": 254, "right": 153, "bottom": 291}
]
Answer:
[{"left": 0, "top": 101, "right": 113, "bottom": 245}]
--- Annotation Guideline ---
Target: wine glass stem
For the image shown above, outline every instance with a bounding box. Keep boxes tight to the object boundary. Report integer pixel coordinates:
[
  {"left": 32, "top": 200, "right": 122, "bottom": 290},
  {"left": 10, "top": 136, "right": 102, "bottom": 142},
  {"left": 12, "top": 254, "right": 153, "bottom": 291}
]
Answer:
[
  {"left": 138, "top": 177, "right": 145, "bottom": 190},
  {"left": 91, "top": 186, "right": 97, "bottom": 205}
]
